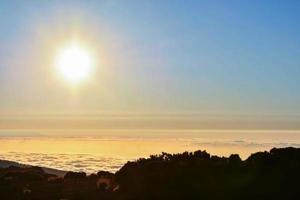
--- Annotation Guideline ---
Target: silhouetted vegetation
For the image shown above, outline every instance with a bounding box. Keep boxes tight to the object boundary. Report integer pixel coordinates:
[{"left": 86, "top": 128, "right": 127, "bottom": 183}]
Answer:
[{"left": 1, "top": 147, "right": 300, "bottom": 199}]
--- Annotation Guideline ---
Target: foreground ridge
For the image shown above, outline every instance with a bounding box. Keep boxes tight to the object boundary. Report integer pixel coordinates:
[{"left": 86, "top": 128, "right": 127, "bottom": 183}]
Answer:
[{"left": 1, "top": 147, "right": 300, "bottom": 200}]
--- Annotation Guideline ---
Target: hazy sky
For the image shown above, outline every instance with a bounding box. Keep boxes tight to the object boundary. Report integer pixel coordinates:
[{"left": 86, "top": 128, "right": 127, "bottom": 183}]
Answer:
[{"left": 1, "top": 0, "right": 300, "bottom": 119}]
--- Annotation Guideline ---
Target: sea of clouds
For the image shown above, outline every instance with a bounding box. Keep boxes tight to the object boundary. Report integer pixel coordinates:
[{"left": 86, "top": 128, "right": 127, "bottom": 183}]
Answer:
[
  {"left": 0, "top": 152, "right": 129, "bottom": 173},
  {"left": 1, "top": 139, "right": 300, "bottom": 174},
  {"left": 1, "top": 129, "right": 300, "bottom": 173}
]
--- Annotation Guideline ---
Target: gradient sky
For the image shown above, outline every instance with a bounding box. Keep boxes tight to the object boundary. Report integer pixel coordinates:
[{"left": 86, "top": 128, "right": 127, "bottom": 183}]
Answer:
[{"left": 1, "top": 0, "right": 300, "bottom": 122}]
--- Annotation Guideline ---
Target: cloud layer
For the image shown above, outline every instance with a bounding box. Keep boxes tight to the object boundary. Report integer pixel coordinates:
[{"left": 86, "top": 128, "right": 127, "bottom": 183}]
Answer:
[{"left": 0, "top": 152, "right": 129, "bottom": 173}]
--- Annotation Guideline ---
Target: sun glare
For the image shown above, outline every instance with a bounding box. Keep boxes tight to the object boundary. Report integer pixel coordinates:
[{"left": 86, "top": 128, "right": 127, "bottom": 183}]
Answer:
[{"left": 55, "top": 43, "right": 93, "bottom": 85}]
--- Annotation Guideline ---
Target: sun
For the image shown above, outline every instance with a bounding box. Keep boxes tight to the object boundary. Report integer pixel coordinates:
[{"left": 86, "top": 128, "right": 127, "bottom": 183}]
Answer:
[{"left": 55, "top": 43, "right": 93, "bottom": 85}]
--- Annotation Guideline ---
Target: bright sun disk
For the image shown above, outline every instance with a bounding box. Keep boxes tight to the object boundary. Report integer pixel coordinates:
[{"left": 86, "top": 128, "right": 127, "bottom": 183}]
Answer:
[{"left": 55, "top": 43, "right": 92, "bottom": 85}]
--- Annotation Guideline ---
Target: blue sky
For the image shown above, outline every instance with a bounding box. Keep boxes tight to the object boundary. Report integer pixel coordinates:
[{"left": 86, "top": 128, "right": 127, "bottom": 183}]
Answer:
[{"left": 0, "top": 0, "right": 300, "bottom": 118}]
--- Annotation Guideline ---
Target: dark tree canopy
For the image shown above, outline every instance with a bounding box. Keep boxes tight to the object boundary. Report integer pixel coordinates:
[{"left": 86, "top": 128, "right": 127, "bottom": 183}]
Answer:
[{"left": 1, "top": 147, "right": 300, "bottom": 200}]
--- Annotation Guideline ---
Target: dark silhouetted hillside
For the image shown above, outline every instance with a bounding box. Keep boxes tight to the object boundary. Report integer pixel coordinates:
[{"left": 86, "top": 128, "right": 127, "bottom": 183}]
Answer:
[
  {"left": 1, "top": 147, "right": 300, "bottom": 199},
  {"left": 0, "top": 160, "right": 67, "bottom": 177}
]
